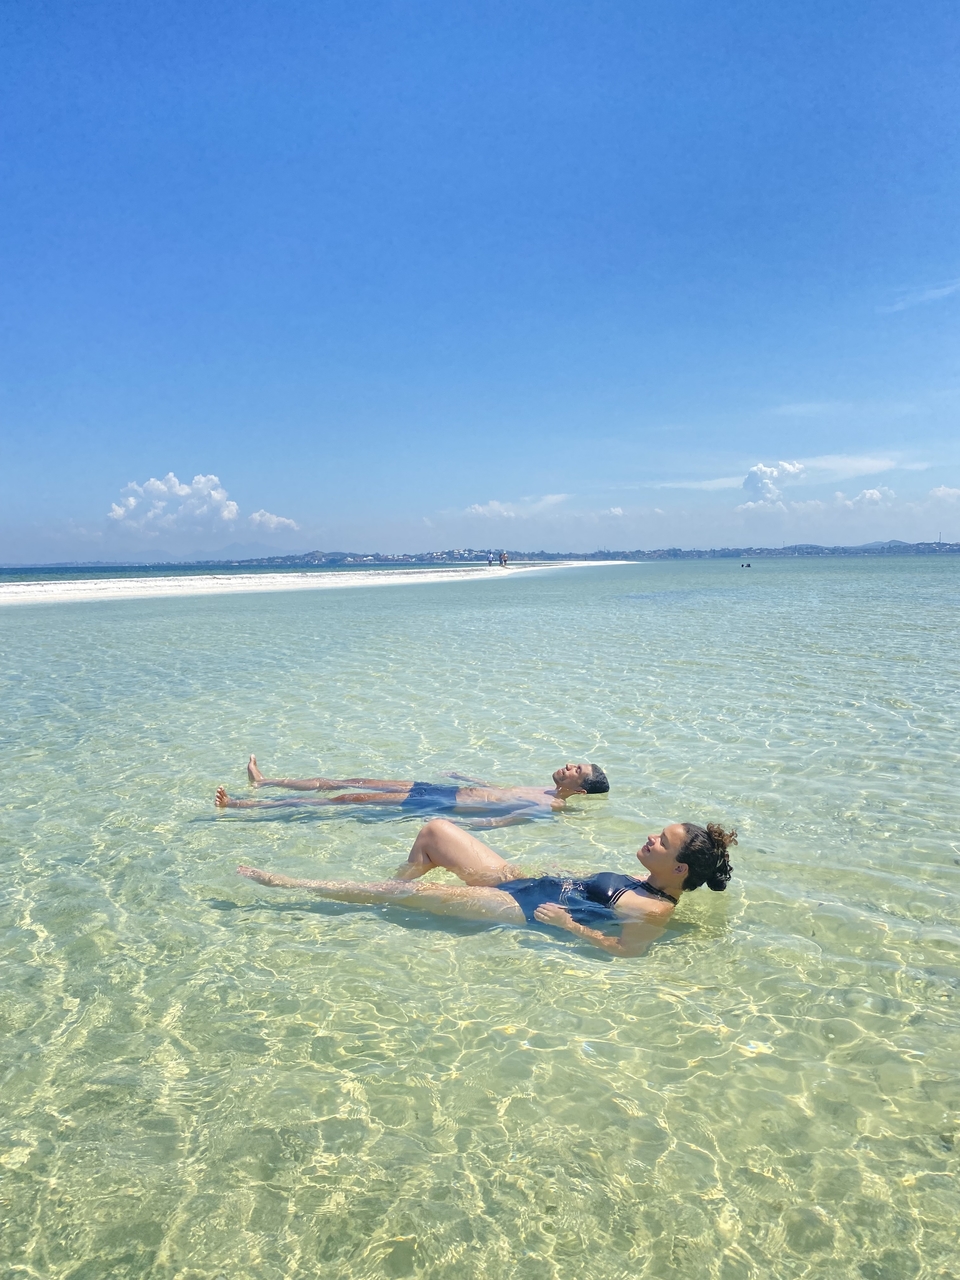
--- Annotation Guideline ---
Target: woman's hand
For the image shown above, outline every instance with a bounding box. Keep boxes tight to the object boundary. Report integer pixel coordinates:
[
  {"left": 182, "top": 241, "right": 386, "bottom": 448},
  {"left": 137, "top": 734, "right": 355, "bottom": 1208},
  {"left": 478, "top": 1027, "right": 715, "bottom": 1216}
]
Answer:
[
  {"left": 534, "top": 903, "right": 575, "bottom": 930},
  {"left": 533, "top": 902, "right": 664, "bottom": 956}
]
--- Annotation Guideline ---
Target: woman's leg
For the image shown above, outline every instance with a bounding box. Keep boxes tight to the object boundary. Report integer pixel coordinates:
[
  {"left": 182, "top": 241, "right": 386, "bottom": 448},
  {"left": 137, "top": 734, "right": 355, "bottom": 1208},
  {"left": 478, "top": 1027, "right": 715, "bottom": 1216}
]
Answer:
[
  {"left": 392, "top": 818, "right": 522, "bottom": 885},
  {"left": 236, "top": 865, "right": 525, "bottom": 925},
  {"left": 247, "top": 755, "right": 412, "bottom": 792}
]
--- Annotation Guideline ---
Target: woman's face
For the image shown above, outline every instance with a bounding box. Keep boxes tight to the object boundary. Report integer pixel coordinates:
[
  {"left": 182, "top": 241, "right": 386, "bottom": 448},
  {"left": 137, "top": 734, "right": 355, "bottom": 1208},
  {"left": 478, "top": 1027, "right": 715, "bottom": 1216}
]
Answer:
[{"left": 637, "top": 823, "right": 688, "bottom": 876}]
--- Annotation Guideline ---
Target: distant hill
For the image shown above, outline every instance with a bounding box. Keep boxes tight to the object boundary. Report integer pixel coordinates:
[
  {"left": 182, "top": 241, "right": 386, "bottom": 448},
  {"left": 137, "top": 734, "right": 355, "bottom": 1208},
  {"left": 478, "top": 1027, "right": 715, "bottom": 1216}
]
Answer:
[{"left": 208, "top": 540, "right": 960, "bottom": 566}]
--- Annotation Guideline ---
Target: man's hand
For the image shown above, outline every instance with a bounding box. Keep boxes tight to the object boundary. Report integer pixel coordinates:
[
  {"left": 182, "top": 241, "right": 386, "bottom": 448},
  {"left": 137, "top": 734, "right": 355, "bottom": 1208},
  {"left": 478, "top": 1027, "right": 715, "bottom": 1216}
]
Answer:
[{"left": 533, "top": 903, "right": 575, "bottom": 930}]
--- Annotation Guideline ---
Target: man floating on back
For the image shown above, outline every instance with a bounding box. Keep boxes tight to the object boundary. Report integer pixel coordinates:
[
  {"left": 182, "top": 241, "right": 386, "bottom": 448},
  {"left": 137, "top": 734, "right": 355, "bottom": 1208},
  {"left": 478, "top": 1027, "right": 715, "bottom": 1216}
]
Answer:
[{"left": 215, "top": 755, "right": 609, "bottom": 828}]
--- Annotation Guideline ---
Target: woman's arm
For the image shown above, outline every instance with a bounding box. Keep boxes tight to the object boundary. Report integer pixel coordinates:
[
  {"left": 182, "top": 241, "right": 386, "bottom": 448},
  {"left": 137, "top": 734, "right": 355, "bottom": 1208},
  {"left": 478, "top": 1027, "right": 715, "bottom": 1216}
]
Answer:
[{"left": 532, "top": 904, "right": 668, "bottom": 957}]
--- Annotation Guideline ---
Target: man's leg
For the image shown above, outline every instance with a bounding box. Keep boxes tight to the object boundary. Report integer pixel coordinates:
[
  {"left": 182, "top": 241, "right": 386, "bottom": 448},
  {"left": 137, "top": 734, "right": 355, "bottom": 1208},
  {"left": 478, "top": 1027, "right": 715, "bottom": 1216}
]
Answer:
[
  {"left": 237, "top": 865, "right": 525, "bottom": 925},
  {"left": 392, "top": 818, "right": 523, "bottom": 885},
  {"left": 247, "top": 755, "right": 413, "bottom": 792},
  {"left": 217, "top": 787, "right": 414, "bottom": 810}
]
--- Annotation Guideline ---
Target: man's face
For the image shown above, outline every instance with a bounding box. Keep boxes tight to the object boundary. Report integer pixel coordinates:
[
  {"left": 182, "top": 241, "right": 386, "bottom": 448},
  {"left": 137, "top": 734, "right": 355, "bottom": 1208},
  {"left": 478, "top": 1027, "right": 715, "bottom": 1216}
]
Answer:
[{"left": 552, "top": 762, "right": 593, "bottom": 791}]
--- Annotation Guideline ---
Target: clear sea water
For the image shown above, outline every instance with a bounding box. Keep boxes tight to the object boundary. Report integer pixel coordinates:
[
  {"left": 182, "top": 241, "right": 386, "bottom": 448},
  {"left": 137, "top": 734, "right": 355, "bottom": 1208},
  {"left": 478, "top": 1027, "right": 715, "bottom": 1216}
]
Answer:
[{"left": 2, "top": 559, "right": 958, "bottom": 1280}]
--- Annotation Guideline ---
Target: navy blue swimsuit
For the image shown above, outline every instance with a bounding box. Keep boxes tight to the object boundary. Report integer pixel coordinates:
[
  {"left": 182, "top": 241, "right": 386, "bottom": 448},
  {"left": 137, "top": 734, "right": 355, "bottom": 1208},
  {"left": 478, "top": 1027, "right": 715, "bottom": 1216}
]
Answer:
[
  {"left": 399, "top": 782, "right": 461, "bottom": 812},
  {"left": 496, "top": 873, "right": 674, "bottom": 926}
]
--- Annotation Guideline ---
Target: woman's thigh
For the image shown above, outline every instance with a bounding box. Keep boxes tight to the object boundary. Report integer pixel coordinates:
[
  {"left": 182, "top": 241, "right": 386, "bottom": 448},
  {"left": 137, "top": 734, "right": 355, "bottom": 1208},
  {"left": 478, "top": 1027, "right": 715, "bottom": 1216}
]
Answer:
[{"left": 411, "top": 883, "right": 526, "bottom": 925}]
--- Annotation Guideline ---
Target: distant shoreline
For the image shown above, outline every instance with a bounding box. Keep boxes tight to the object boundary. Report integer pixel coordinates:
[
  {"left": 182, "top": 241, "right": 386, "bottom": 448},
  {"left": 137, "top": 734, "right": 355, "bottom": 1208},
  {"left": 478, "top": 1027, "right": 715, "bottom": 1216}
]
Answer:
[
  {"left": 1, "top": 537, "right": 957, "bottom": 578},
  {"left": 0, "top": 560, "right": 620, "bottom": 607}
]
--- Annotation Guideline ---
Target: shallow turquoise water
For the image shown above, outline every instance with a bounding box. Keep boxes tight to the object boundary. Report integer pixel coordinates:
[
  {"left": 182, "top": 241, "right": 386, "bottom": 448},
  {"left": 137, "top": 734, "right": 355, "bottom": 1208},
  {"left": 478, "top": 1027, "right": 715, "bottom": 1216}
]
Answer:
[{"left": 1, "top": 560, "right": 958, "bottom": 1280}]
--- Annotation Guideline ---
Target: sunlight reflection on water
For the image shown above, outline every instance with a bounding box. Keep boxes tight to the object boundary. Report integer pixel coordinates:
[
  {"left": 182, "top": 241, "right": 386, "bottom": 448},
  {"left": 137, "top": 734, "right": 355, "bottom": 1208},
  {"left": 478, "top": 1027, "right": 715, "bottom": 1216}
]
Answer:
[{"left": 1, "top": 559, "right": 958, "bottom": 1279}]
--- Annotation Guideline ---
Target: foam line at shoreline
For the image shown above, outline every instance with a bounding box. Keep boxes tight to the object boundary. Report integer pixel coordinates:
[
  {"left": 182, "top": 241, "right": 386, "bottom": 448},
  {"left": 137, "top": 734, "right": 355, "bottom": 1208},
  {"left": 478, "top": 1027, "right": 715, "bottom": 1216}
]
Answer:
[{"left": 0, "top": 560, "right": 629, "bottom": 606}]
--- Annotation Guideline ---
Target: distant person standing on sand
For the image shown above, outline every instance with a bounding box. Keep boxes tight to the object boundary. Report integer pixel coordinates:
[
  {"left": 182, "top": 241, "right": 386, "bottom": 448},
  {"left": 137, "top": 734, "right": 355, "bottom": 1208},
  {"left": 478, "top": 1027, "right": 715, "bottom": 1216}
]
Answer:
[{"left": 215, "top": 757, "right": 610, "bottom": 828}]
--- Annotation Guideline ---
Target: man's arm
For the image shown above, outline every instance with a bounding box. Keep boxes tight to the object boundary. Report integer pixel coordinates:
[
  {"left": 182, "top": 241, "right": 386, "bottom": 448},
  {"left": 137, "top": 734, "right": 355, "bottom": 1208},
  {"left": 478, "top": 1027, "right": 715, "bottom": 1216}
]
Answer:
[
  {"left": 532, "top": 904, "right": 668, "bottom": 957},
  {"left": 442, "top": 772, "right": 493, "bottom": 785}
]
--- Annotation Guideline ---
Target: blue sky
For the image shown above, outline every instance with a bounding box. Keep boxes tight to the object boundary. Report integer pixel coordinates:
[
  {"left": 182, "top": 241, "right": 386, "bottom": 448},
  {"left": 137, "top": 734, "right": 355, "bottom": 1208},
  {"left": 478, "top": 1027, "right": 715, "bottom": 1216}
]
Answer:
[{"left": 2, "top": 0, "right": 959, "bottom": 561}]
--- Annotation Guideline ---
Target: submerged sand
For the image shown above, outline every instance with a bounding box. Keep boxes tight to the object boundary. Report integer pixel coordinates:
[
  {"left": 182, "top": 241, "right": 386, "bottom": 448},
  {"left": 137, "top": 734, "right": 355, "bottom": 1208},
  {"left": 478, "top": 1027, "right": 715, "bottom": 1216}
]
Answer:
[{"left": 0, "top": 560, "right": 615, "bottom": 606}]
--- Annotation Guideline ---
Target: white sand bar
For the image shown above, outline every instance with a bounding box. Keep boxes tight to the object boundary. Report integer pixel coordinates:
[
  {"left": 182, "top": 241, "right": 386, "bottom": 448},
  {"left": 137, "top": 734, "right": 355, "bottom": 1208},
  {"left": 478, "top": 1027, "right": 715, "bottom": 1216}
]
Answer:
[{"left": 0, "top": 560, "right": 622, "bottom": 607}]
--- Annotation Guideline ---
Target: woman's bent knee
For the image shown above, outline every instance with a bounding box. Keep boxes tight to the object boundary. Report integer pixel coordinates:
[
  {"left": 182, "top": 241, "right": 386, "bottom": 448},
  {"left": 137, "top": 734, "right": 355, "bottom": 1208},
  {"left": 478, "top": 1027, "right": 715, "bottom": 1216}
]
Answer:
[
  {"left": 424, "top": 817, "right": 455, "bottom": 834},
  {"left": 417, "top": 818, "right": 456, "bottom": 846}
]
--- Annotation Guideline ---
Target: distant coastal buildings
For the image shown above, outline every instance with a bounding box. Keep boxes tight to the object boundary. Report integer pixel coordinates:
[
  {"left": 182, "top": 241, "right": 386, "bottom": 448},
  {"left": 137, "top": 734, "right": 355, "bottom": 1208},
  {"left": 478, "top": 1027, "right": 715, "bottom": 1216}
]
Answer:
[
  {"left": 188, "top": 539, "right": 960, "bottom": 567},
  {"left": 5, "top": 539, "right": 957, "bottom": 573}
]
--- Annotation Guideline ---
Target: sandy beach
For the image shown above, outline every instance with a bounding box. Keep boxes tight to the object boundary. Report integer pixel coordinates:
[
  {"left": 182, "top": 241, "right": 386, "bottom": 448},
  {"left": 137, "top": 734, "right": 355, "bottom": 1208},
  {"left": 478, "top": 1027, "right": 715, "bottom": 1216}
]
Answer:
[{"left": 0, "top": 560, "right": 615, "bottom": 606}]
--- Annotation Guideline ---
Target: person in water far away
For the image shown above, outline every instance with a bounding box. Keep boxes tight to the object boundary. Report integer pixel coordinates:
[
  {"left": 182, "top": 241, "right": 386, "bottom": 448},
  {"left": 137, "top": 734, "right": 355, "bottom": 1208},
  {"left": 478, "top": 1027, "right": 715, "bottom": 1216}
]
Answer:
[
  {"left": 215, "top": 757, "right": 609, "bottom": 828},
  {"left": 237, "top": 816, "right": 736, "bottom": 958}
]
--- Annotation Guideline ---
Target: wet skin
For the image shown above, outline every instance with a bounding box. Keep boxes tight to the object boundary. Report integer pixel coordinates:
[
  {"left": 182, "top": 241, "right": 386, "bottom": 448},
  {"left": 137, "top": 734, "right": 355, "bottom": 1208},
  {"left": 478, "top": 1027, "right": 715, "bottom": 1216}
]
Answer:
[
  {"left": 216, "top": 759, "right": 604, "bottom": 829},
  {"left": 236, "top": 818, "right": 686, "bottom": 958}
]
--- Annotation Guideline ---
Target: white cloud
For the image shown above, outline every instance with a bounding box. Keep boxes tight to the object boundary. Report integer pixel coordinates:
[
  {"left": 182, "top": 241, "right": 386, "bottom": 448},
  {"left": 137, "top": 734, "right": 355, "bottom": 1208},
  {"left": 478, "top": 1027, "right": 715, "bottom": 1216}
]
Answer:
[
  {"left": 106, "top": 471, "right": 297, "bottom": 538},
  {"left": 836, "top": 486, "right": 895, "bottom": 509},
  {"left": 799, "top": 454, "right": 897, "bottom": 482},
  {"left": 249, "top": 509, "right": 299, "bottom": 531},
  {"left": 930, "top": 485, "right": 960, "bottom": 501},
  {"left": 608, "top": 507, "right": 624, "bottom": 516},
  {"left": 880, "top": 277, "right": 960, "bottom": 313},
  {"left": 656, "top": 476, "right": 743, "bottom": 491},
  {"left": 733, "top": 455, "right": 907, "bottom": 511},
  {"left": 655, "top": 453, "right": 901, "bottom": 497},
  {"left": 737, "top": 460, "right": 805, "bottom": 509},
  {"left": 465, "top": 494, "right": 570, "bottom": 519},
  {"left": 108, "top": 472, "right": 239, "bottom": 534}
]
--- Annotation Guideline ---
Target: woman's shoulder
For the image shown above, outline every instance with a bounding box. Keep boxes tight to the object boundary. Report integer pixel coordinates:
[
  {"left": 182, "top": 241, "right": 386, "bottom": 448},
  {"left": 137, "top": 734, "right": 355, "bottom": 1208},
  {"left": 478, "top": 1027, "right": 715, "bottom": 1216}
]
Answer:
[{"left": 614, "top": 886, "right": 675, "bottom": 919}]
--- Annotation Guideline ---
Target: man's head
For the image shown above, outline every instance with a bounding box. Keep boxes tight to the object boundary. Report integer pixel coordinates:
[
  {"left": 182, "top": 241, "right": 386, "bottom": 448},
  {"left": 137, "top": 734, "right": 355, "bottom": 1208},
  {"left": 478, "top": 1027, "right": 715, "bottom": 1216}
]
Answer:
[{"left": 552, "top": 762, "right": 610, "bottom": 796}]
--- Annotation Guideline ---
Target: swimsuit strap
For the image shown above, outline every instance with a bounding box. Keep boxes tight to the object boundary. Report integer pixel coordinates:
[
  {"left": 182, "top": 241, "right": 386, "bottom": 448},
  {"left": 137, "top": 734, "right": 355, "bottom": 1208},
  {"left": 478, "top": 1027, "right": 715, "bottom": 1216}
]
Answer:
[
  {"left": 631, "top": 878, "right": 678, "bottom": 906},
  {"left": 604, "top": 876, "right": 678, "bottom": 909}
]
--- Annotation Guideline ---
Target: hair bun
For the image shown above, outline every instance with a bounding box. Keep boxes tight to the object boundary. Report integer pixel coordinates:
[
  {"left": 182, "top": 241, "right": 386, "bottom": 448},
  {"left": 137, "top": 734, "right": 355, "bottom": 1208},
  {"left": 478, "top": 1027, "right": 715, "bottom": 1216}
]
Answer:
[
  {"left": 706, "top": 823, "right": 738, "bottom": 853},
  {"left": 705, "top": 824, "right": 736, "bottom": 891},
  {"left": 679, "top": 822, "right": 737, "bottom": 891}
]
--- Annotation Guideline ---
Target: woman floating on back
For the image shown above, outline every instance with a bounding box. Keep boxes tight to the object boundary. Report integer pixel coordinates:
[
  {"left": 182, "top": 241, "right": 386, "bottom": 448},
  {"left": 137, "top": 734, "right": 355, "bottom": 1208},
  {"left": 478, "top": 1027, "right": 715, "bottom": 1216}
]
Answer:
[{"left": 238, "top": 817, "right": 736, "bottom": 958}]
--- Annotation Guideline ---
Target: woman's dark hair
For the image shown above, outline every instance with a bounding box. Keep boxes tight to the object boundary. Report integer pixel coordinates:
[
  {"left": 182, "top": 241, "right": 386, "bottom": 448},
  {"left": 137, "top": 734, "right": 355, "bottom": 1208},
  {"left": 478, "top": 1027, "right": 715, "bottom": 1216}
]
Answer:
[
  {"left": 679, "top": 823, "right": 736, "bottom": 891},
  {"left": 582, "top": 764, "right": 609, "bottom": 794}
]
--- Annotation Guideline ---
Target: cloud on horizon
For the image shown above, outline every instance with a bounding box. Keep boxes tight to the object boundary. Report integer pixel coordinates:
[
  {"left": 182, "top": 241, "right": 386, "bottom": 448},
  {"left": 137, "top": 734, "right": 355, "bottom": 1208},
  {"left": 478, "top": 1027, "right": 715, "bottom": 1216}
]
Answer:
[
  {"left": 108, "top": 472, "right": 297, "bottom": 537},
  {"left": 249, "top": 508, "right": 300, "bottom": 531},
  {"left": 661, "top": 453, "right": 902, "bottom": 498},
  {"left": 464, "top": 493, "right": 570, "bottom": 519},
  {"left": 736, "top": 457, "right": 903, "bottom": 514}
]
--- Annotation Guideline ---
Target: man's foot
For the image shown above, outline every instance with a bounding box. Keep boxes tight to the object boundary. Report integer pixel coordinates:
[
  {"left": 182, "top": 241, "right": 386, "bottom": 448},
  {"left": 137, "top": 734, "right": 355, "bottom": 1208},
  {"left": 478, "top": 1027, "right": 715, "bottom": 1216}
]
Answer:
[
  {"left": 216, "top": 786, "right": 238, "bottom": 808},
  {"left": 248, "top": 755, "right": 265, "bottom": 786},
  {"left": 238, "top": 865, "right": 285, "bottom": 886}
]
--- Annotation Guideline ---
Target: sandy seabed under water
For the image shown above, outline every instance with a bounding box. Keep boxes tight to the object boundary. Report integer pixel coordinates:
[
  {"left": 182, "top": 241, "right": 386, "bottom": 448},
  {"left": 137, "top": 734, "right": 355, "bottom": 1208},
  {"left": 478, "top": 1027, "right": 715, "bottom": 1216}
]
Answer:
[{"left": 0, "top": 557, "right": 958, "bottom": 1280}]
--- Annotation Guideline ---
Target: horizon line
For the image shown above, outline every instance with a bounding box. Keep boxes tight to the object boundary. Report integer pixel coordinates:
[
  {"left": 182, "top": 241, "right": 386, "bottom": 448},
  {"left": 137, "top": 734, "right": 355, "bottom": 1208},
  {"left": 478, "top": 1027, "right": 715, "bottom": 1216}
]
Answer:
[{"left": 1, "top": 538, "right": 958, "bottom": 570}]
